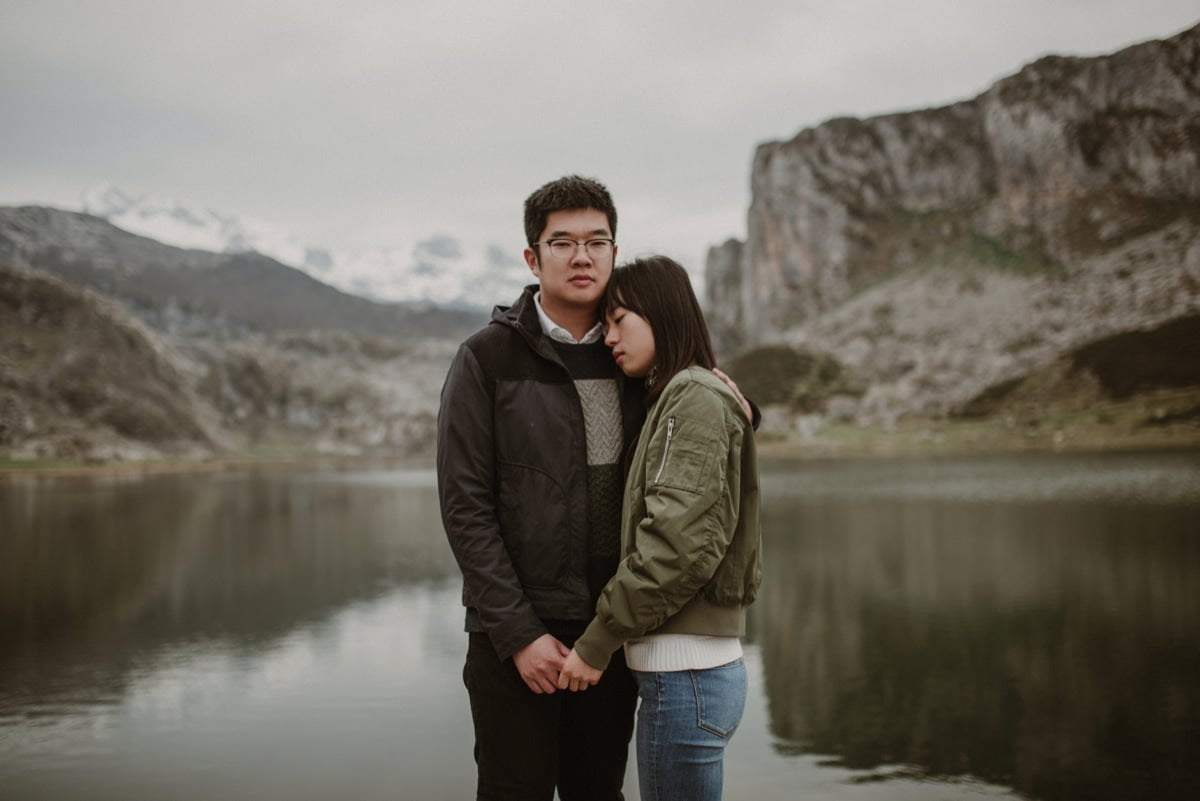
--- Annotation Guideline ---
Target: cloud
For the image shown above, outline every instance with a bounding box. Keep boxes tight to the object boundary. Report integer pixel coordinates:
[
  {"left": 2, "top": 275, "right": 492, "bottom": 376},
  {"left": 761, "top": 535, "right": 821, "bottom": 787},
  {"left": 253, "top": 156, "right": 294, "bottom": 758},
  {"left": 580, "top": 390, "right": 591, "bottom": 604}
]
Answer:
[
  {"left": 414, "top": 236, "right": 464, "bottom": 261},
  {"left": 486, "top": 245, "right": 521, "bottom": 269},
  {"left": 1, "top": 0, "right": 1196, "bottom": 294}
]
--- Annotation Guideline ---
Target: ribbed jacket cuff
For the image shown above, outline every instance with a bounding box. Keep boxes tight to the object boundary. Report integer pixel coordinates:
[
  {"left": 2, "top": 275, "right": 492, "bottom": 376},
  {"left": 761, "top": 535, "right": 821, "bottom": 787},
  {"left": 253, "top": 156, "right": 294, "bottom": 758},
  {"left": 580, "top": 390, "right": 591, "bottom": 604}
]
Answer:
[{"left": 573, "top": 618, "right": 625, "bottom": 670}]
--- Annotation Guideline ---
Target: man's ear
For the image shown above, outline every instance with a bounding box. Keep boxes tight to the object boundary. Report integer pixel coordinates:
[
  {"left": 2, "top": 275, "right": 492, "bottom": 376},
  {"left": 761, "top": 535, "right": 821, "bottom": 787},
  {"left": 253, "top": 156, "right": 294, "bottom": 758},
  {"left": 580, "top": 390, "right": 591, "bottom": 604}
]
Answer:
[{"left": 524, "top": 247, "right": 540, "bottom": 277}]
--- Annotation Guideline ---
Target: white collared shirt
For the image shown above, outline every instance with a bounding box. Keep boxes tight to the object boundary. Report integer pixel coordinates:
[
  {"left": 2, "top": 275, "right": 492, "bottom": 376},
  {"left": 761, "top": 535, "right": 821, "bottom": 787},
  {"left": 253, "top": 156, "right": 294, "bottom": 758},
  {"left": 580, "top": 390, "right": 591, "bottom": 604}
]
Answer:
[{"left": 534, "top": 291, "right": 604, "bottom": 345}]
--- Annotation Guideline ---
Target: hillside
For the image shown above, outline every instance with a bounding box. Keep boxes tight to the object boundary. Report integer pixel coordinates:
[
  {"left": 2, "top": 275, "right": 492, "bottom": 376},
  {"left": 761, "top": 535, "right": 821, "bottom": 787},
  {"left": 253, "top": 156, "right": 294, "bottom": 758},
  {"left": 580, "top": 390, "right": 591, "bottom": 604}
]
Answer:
[
  {"left": 0, "top": 265, "right": 214, "bottom": 460},
  {"left": 0, "top": 205, "right": 491, "bottom": 462},
  {"left": 0, "top": 260, "right": 461, "bottom": 463}
]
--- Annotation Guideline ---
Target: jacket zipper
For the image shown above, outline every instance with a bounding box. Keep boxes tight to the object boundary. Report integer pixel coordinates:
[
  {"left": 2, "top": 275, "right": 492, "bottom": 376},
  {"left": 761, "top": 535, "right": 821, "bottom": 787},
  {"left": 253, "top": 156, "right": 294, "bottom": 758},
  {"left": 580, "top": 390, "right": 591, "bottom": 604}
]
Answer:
[{"left": 654, "top": 416, "right": 676, "bottom": 483}]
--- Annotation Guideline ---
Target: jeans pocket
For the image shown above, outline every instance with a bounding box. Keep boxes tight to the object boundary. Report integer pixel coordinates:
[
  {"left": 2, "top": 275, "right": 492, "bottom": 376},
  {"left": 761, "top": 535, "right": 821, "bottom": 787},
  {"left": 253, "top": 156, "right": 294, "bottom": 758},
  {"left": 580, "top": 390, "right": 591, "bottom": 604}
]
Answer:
[{"left": 691, "top": 659, "right": 747, "bottom": 738}]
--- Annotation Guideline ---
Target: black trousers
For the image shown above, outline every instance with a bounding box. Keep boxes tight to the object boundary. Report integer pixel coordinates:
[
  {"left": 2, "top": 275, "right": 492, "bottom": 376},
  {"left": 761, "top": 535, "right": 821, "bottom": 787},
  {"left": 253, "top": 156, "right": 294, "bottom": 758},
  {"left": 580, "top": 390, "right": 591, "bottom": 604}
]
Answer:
[{"left": 463, "top": 632, "right": 637, "bottom": 801}]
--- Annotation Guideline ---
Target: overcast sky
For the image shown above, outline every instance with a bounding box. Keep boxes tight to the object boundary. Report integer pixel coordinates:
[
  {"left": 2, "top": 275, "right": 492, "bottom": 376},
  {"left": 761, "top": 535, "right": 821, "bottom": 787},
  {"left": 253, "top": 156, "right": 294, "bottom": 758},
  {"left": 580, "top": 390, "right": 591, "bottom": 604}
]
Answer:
[{"left": 2, "top": 1, "right": 1197, "bottom": 293}]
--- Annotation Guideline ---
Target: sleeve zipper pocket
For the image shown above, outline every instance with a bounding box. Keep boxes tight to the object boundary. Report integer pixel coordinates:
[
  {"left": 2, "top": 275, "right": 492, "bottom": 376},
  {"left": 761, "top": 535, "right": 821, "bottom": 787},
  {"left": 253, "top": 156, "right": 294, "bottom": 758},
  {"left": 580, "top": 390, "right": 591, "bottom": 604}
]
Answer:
[{"left": 653, "top": 416, "right": 676, "bottom": 484}]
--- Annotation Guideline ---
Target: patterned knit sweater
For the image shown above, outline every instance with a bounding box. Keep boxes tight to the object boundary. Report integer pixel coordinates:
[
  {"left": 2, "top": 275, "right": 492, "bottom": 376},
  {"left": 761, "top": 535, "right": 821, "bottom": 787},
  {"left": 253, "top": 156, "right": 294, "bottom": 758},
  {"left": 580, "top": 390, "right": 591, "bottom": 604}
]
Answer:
[{"left": 551, "top": 339, "right": 623, "bottom": 605}]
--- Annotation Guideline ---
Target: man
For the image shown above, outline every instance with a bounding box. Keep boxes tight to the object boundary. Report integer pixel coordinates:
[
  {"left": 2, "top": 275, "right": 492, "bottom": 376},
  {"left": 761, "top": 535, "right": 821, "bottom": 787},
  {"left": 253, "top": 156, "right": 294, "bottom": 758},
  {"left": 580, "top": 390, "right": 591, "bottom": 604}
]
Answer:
[{"left": 437, "top": 175, "right": 640, "bottom": 800}]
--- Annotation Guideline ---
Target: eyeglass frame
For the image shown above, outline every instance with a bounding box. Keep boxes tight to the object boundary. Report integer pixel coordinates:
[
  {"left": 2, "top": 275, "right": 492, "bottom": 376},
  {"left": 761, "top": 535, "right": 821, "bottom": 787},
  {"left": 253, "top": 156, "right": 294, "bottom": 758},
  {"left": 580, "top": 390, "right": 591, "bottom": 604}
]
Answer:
[{"left": 531, "top": 237, "right": 617, "bottom": 259}]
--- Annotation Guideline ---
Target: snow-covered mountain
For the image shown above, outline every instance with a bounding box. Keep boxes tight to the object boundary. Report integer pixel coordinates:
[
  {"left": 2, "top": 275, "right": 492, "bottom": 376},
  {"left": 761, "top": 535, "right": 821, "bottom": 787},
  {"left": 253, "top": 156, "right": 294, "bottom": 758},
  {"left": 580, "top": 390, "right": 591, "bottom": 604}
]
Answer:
[{"left": 80, "top": 186, "right": 529, "bottom": 308}]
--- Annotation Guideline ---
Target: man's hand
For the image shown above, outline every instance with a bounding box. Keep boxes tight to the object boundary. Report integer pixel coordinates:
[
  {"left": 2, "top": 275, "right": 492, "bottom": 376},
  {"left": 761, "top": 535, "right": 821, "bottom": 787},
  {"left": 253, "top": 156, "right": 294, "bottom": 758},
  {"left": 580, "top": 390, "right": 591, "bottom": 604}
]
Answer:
[
  {"left": 557, "top": 648, "right": 603, "bottom": 692},
  {"left": 513, "top": 634, "right": 570, "bottom": 694},
  {"left": 712, "top": 367, "right": 752, "bottom": 421}
]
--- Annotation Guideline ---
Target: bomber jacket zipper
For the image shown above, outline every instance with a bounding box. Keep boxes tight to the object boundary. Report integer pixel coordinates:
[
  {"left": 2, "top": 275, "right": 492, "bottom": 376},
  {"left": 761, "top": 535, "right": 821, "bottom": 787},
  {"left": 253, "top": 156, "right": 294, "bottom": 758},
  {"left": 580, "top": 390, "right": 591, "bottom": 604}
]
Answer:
[{"left": 654, "top": 416, "right": 676, "bottom": 484}]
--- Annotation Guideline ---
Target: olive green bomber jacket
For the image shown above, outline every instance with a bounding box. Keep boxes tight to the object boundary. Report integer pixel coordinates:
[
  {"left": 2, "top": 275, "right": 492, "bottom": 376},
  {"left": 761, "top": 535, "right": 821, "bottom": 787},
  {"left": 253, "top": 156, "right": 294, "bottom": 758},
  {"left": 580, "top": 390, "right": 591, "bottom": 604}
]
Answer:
[{"left": 573, "top": 366, "right": 762, "bottom": 670}]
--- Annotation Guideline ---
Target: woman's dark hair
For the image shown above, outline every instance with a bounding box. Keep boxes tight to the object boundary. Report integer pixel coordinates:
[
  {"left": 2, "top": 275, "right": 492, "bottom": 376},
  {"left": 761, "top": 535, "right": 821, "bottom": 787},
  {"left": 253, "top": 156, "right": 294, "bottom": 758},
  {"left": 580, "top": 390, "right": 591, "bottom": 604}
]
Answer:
[{"left": 604, "top": 255, "right": 716, "bottom": 405}]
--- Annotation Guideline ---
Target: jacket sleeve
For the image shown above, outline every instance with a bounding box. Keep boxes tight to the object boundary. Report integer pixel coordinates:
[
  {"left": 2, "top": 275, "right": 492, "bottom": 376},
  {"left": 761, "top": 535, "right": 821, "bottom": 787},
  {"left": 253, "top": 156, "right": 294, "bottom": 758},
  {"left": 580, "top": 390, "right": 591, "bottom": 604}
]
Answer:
[
  {"left": 436, "top": 342, "right": 547, "bottom": 661},
  {"left": 574, "top": 383, "right": 741, "bottom": 670}
]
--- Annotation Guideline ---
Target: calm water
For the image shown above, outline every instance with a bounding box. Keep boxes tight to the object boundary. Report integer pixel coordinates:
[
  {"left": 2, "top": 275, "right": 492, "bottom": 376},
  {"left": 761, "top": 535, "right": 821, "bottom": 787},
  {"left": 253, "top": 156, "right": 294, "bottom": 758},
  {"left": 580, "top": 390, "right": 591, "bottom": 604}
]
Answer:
[{"left": 1, "top": 451, "right": 1198, "bottom": 801}]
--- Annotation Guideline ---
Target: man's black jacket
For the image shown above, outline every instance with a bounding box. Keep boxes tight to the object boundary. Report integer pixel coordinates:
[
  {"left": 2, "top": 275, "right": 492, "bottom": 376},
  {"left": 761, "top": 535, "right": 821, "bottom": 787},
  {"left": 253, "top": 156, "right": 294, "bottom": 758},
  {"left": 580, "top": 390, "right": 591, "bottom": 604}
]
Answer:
[{"left": 436, "top": 286, "right": 645, "bottom": 661}]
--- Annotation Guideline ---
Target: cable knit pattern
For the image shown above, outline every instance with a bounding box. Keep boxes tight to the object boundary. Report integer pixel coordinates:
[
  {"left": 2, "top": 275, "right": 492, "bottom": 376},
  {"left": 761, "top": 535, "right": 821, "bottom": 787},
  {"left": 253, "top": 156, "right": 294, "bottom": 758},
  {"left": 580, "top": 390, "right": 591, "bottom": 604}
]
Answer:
[{"left": 552, "top": 340, "right": 625, "bottom": 602}]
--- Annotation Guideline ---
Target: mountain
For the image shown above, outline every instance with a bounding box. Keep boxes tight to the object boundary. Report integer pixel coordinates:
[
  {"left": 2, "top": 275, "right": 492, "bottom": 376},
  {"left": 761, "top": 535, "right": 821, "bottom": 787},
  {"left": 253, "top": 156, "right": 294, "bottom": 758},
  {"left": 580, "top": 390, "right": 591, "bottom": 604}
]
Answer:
[
  {"left": 708, "top": 22, "right": 1200, "bottom": 427},
  {"left": 0, "top": 264, "right": 215, "bottom": 460},
  {"left": 0, "top": 208, "right": 486, "bottom": 462},
  {"left": 78, "top": 185, "right": 530, "bottom": 308},
  {"left": 0, "top": 260, "right": 459, "bottom": 462},
  {"left": 0, "top": 206, "right": 486, "bottom": 341}
]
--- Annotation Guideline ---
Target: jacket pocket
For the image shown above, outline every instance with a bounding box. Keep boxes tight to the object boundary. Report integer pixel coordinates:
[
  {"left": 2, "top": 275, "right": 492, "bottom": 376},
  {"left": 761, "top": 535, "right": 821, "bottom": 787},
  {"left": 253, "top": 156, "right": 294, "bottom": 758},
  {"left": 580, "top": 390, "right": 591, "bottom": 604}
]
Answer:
[
  {"left": 651, "top": 416, "right": 716, "bottom": 494},
  {"left": 497, "top": 462, "right": 569, "bottom": 589}
]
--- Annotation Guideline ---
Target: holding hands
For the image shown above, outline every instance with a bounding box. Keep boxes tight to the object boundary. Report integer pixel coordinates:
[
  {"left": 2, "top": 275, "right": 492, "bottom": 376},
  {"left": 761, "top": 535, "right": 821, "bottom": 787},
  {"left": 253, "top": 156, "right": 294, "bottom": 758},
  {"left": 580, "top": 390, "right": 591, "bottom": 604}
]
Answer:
[
  {"left": 557, "top": 648, "right": 603, "bottom": 692},
  {"left": 513, "top": 633, "right": 570, "bottom": 694},
  {"left": 512, "top": 636, "right": 603, "bottom": 693}
]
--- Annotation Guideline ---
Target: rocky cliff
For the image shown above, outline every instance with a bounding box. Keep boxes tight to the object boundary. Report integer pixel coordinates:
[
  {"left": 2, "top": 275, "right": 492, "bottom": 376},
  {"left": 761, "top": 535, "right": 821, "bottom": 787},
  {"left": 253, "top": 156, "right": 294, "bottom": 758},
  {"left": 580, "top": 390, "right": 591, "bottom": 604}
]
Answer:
[{"left": 709, "top": 22, "right": 1200, "bottom": 425}]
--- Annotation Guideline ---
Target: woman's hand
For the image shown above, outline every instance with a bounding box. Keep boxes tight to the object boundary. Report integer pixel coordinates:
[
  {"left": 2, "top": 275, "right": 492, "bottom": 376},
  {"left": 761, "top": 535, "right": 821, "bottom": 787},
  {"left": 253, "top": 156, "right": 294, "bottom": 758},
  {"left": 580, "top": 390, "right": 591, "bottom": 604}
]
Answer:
[{"left": 557, "top": 648, "right": 603, "bottom": 692}]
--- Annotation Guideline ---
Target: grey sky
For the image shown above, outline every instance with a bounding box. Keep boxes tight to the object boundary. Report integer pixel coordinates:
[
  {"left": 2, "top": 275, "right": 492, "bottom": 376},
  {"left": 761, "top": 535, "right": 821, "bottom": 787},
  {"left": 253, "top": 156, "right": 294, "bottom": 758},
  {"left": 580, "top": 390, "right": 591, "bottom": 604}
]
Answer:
[{"left": 2, "top": 1, "right": 1197, "bottom": 291}]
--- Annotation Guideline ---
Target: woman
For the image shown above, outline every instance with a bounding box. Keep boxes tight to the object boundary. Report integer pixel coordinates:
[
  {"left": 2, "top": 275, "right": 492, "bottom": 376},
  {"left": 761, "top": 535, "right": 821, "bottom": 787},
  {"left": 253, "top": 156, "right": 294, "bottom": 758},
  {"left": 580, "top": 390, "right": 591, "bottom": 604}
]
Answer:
[{"left": 558, "top": 255, "right": 762, "bottom": 801}]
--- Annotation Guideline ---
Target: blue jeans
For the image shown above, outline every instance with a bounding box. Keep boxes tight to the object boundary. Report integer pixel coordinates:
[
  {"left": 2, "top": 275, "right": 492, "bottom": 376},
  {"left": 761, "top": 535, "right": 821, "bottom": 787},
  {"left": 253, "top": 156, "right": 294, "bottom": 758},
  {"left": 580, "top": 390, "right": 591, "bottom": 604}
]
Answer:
[{"left": 632, "top": 659, "right": 747, "bottom": 801}]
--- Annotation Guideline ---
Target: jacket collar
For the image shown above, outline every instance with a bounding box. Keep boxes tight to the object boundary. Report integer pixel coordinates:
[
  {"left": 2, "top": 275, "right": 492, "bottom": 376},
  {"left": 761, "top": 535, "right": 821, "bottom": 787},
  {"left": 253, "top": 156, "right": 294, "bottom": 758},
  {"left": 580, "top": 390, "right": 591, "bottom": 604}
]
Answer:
[
  {"left": 491, "top": 284, "right": 561, "bottom": 360},
  {"left": 494, "top": 284, "right": 647, "bottom": 444},
  {"left": 491, "top": 284, "right": 540, "bottom": 333},
  {"left": 493, "top": 284, "right": 604, "bottom": 344}
]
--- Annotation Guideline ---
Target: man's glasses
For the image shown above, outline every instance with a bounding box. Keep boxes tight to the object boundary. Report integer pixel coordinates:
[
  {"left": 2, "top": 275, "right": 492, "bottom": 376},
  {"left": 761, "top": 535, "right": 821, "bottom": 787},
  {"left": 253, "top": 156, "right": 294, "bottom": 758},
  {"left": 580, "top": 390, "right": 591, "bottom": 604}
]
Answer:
[{"left": 532, "top": 238, "right": 615, "bottom": 259}]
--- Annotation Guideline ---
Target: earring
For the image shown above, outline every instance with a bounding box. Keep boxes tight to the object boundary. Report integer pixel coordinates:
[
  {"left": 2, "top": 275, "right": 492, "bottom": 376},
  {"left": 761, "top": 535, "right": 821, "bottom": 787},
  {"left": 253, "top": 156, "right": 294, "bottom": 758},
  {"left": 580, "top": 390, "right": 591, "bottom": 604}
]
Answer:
[{"left": 645, "top": 365, "right": 660, "bottom": 388}]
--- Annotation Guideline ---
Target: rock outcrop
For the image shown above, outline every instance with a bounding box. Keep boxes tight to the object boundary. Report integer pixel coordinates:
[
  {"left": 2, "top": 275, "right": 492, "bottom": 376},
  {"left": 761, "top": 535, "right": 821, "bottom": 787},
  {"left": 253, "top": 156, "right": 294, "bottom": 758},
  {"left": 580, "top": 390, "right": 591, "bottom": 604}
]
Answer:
[
  {"left": 704, "top": 238, "right": 745, "bottom": 352},
  {"left": 0, "top": 265, "right": 216, "bottom": 460},
  {"left": 709, "top": 22, "right": 1200, "bottom": 425}
]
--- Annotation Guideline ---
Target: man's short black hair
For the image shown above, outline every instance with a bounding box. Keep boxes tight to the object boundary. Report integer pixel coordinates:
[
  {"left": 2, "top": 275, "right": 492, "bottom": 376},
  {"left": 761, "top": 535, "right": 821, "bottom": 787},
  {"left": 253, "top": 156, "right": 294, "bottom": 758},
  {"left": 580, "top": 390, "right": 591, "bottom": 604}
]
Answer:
[{"left": 524, "top": 175, "right": 617, "bottom": 246}]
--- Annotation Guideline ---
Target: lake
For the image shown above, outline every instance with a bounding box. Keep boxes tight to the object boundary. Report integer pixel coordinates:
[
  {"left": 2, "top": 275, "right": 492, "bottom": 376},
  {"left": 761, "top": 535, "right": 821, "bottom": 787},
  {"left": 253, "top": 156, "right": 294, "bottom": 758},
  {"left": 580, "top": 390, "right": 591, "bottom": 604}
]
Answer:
[{"left": 1, "top": 450, "right": 1198, "bottom": 800}]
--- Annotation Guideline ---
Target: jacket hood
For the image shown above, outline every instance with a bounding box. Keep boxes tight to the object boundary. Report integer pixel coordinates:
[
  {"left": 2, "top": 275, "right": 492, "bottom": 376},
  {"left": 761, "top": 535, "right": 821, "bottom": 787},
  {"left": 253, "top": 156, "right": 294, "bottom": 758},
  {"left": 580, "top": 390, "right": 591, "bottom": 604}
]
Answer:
[
  {"left": 491, "top": 284, "right": 539, "bottom": 333},
  {"left": 489, "top": 284, "right": 564, "bottom": 362}
]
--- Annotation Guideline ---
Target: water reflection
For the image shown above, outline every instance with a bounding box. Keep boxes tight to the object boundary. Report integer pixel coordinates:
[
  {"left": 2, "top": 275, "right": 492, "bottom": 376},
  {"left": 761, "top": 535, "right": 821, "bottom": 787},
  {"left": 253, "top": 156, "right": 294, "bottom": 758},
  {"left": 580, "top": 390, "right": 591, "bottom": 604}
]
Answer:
[
  {"left": 1, "top": 583, "right": 475, "bottom": 801},
  {"left": 755, "top": 451, "right": 1200, "bottom": 801},
  {"left": 1, "top": 453, "right": 1198, "bottom": 801},
  {"left": 0, "top": 469, "right": 457, "bottom": 725}
]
